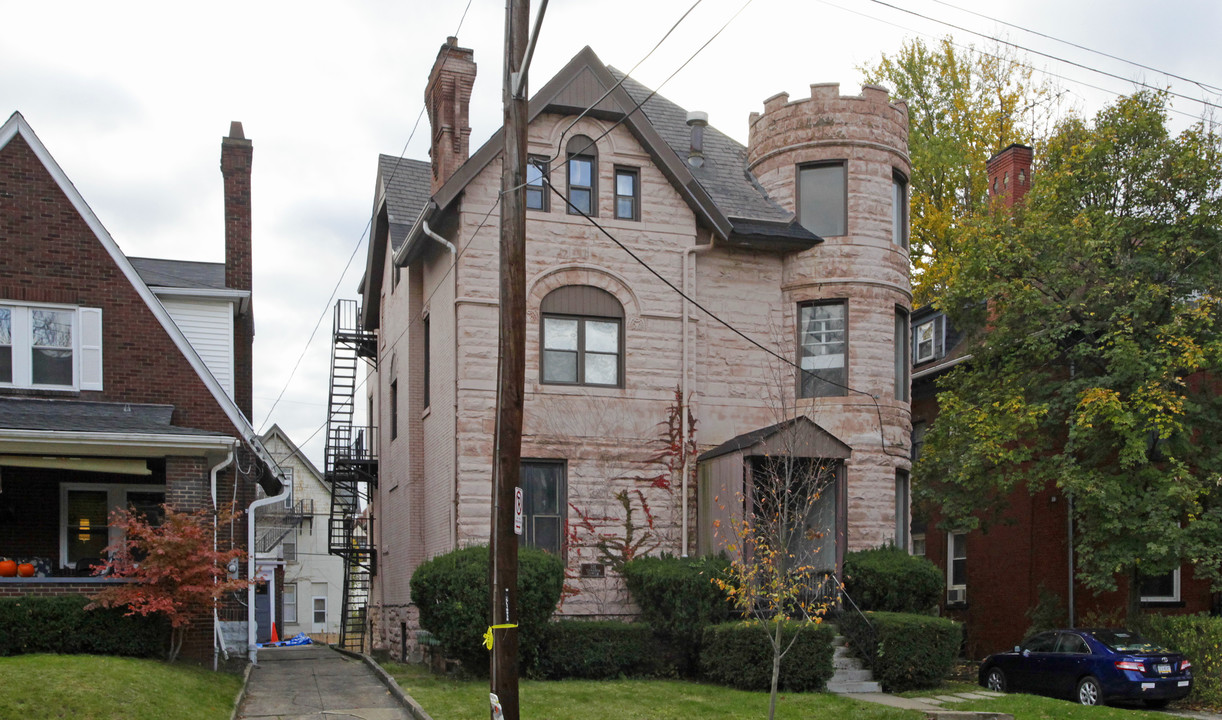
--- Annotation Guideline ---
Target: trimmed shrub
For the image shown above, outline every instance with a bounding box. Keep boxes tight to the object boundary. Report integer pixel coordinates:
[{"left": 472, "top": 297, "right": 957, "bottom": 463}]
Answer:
[
  {"left": 410, "top": 544, "right": 564, "bottom": 675},
  {"left": 700, "top": 620, "right": 834, "bottom": 692},
  {"left": 0, "top": 595, "right": 168, "bottom": 657},
  {"left": 536, "top": 620, "right": 674, "bottom": 679},
  {"left": 1141, "top": 613, "right": 1222, "bottom": 707},
  {"left": 841, "top": 610, "right": 961, "bottom": 692},
  {"left": 842, "top": 545, "right": 942, "bottom": 614},
  {"left": 621, "top": 554, "right": 730, "bottom": 674}
]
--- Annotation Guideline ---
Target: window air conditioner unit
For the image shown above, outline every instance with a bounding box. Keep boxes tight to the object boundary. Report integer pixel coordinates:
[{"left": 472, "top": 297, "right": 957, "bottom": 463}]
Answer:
[{"left": 947, "top": 588, "right": 966, "bottom": 604}]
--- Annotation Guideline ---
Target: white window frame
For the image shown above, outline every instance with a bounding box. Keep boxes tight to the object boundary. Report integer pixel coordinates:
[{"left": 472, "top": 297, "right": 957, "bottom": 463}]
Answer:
[
  {"left": 912, "top": 532, "right": 926, "bottom": 558},
  {"left": 282, "top": 582, "right": 298, "bottom": 623},
  {"left": 282, "top": 467, "right": 295, "bottom": 509},
  {"left": 0, "top": 303, "right": 102, "bottom": 391},
  {"left": 914, "top": 320, "right": 937, "bottom": 363},
  {"left": 1140, "top": 567, "right": 1181, "bottom": 603},
  {"left": 947, "top": 532, "right": 967, "bottom": 602},
  {"left": 59, "top": 482, "right": 165, "bottom": 569},
  {"left": 312, "top": 596, "right": 328, "bottom": 625}
]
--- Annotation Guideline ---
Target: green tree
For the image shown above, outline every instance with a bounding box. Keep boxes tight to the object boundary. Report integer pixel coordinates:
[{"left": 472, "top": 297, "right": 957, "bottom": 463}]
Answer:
[
  {"left": 917, "top": 90, "right": 1222, "bottom": 621},
  {"left": 861, "top": 37, "right": 1061, "bottom": 305}
]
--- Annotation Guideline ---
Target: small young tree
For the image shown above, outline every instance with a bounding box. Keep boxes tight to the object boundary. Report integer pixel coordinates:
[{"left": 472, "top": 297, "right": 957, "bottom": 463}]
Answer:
[
  {"left": 713, "top": 426, "right": 840, "bottom": 720},
  {"left": 89, "top": 502, "right": 249, "bottom": 662}
]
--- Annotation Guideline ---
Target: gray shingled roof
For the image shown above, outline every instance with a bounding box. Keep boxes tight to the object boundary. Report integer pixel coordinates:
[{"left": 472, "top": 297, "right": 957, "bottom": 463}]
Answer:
[
  {"left": 0, "top": 397, "right": 228, "bottom": 436},
  {"left": 377, "top": 156, "right": 432, "bottom": 253},
  {"left": 129, "top": 257, "right": 227, "bottom": 290},
  {"left": 610, "top": 70, "right": 795, "bottom": 225}
]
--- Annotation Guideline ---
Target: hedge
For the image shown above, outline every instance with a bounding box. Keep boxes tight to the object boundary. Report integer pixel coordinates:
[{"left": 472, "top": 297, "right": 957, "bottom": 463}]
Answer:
[
  {"left": 410, "top": 545, "right": 563, "bottom": 675},
  {"left": 842, "top": 546, "right": 942, "bottom": 614},
  {"left": 621, "top": 554, "right": 730, "bottom": 674},
  {"left": 1142, "top": 613, "right": 1222, "bottom": 707},
  {"left": 700, "top": 620, "right": 834, "bottom": 692},
  {"left": 0, "top": 595, "right": 168, "bottom": 657},
  {"left": 841, "top": 610, "right": 961, "bottom": 691},
  {"left": 536, "top": 620, "right": 675, "bottom": 679}
]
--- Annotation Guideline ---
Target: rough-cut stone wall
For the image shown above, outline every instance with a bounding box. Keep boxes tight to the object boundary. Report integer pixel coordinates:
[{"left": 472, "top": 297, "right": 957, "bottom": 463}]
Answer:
[{"left": 748, "top": 83, "right": 912, "bottom": 550}]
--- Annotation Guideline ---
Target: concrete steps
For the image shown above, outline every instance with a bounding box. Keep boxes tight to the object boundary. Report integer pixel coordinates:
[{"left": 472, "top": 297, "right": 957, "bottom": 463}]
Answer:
[{"left": 826, "top": 635, "right": 882, "bottom": 693}]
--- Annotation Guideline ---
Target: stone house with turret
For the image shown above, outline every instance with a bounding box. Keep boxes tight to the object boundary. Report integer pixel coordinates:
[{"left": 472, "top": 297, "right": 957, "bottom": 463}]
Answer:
[{"left": 358, "top": 38, "right": 913, "bottom": 655}]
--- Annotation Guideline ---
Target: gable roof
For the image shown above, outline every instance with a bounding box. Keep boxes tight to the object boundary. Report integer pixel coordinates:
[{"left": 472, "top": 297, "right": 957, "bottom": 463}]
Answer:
[
  {"left": 0, "top": 112, "right": 283, "bottom": 493},
  {"left": 697, "top": 416, "right": 852, "bottom": 462},
  {"left": 260, "top": 423, "right": 325, "bottom": 484},
  {"left": 376, "top": 45, "right": 819, "bottom": 287}
]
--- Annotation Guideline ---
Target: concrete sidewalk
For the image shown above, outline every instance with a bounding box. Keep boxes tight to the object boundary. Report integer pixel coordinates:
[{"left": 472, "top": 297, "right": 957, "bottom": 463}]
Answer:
[{"left": 235, "top": 644, "right": 415, "bottom": 720}]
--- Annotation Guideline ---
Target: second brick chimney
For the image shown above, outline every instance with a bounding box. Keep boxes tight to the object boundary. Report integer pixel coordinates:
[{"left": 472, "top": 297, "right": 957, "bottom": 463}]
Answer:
[
  {"left": 425, "top": 37, "right": 476, "bottom": 194},
  {"left": 986, "top": 143, "right": 1033, "bottom": 208},
  {"left": 221, "top": 121, "right": 254, "bottom": 419}
]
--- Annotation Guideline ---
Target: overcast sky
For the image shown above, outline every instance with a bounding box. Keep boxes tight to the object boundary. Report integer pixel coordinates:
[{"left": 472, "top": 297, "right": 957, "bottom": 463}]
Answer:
[{"left": 4, "top": 0, "right": 1219, "bottom": 467}]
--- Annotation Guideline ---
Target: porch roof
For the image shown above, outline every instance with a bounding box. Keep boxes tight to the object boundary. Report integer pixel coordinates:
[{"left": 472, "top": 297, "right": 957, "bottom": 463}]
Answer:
[
  {"left": 0, "top": 397, "right": 226, "bottom": 436},
  {"left": 697, "top": 416, "right": 852, "bottom": 463}
]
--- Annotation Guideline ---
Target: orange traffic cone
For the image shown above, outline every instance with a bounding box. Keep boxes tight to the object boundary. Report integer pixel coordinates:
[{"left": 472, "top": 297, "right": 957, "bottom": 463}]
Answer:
[{"left": 270, "top": 623, "right": 279, "bottom": 643}]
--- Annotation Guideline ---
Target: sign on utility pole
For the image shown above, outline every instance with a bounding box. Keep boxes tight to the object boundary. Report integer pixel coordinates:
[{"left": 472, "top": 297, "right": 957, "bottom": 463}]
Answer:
[{"left": 491, "top": 0, "right": 529, "bottom": 718}]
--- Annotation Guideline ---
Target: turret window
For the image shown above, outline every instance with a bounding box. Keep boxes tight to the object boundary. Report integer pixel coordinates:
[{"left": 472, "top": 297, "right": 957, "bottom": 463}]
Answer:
[
  {"left": 798, "top": 162, "right": 846, "bottom": 237},
  {"left": 798, "top": 300, "right": 847, "bottom": 398}
]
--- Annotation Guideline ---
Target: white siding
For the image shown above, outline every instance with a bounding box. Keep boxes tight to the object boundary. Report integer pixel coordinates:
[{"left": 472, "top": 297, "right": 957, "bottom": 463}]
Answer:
[{"left": 160, "top": 298, "right": 234, "bottom": 399}]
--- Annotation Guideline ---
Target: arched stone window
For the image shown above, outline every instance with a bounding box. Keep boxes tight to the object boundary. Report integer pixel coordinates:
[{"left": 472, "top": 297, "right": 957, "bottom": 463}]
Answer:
[
  {"left": 540, "top": 285, "right": 623, "bottom": 386},
  {"left": 566, "top": 135, "right": 598, "bottom": 216}
]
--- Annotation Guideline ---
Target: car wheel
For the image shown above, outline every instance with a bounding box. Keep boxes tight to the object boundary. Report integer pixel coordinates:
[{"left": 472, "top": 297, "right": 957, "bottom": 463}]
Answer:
[
  {"left": 1076, "top": 676, "right": 1103, "bottom": 706},
  {"left": 1143, "top": 699, "right": 1170, "bottom": 709},
  {"left": 984, "top": 667, "right": 1007, "bottom": 693}
]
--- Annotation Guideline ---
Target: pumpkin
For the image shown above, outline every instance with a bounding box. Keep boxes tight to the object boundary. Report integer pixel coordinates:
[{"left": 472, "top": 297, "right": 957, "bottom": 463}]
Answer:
[
  {"left": 0, "top": 560, "right": 16, "bottom": 577},
  {"left": 17, "top": 563, "right": 35, "bottom": 577}
]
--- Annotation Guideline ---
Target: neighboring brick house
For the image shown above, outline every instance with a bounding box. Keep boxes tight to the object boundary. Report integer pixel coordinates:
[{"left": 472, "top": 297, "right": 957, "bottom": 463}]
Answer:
[
  {"left": 259, "top": 424, "right": 343, "bottom": 644},
  {"left": 911, "top": 144, "right": 1218, "bottom": 659},
  {"left": 0, "top": 112, "right": 286, "bottom": 663},
  {"left": 357, "top": 40, "right": 914, "bottom": 654}
]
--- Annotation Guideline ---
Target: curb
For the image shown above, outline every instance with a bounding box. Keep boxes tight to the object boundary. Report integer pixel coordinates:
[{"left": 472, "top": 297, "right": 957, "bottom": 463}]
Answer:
[
  {"left": 333, "top": 646, "right": 435, "bottom": 720},
  {"left": 228, "top": 661, "right": 255, "bottom": 720}
]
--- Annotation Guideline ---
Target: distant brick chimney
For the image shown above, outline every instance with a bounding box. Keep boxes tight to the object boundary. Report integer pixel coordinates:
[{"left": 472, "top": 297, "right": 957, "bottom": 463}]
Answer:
[
  {"left": 987, "top": 143, "right": 1033, "bottom": 208},
  {"left": 221, "top": 121, "right": 254, "bottom": 418},
  {"left": 425, "top": 37, "right": 476, "bottom": 194}
]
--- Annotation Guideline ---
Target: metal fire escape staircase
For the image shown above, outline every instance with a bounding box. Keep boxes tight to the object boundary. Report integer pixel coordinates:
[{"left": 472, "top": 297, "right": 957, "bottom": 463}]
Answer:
[{"left": 325, "top": 299, "right": 378, "bottom": 653}]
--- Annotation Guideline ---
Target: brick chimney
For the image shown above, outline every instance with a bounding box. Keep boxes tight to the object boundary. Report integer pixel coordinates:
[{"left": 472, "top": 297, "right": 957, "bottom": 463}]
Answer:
[
  {"left": 986, "top": 143, "right": 1033, "bottom": 208},
  {"left": 425, "top": 37, "right": 476, "bottom": 193},
  {"left": 221, "top": 121, "right": 254, "bottom": 418}
]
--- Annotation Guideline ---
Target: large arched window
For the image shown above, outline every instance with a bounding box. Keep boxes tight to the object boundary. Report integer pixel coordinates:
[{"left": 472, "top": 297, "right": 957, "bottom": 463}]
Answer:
[
  {"left": 540, "top": 285, "right": 623, "bottom": 386},
  {"left": 566, "top": 135, "right": 598, "bottom": 216}
]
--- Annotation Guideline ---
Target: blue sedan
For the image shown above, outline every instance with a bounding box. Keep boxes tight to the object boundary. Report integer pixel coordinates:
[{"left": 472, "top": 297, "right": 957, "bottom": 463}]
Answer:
[{"left": 978, "top": 629, "right": 1193, "bottom": 708}]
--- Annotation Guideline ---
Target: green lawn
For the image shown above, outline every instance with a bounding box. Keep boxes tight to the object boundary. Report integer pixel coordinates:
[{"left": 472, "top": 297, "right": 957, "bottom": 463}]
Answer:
[
  {"left": 904, "top": 685, "right": 1183, "bottom": 720},
  {"left": 0, "top": 654, "right": 243, "bottom": 720},
  {"left": 385, "top": 663, "right": 919, "bottom": 720}
]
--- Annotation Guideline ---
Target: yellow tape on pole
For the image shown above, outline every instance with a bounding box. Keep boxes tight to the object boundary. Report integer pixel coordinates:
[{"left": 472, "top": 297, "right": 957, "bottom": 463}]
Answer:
[{"left": 483, "top": 623, "right": 518, "bottom": 650}]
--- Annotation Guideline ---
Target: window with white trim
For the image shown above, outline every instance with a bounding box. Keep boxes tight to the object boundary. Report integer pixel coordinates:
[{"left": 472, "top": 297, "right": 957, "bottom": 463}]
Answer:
[
  {"left": 60, "top": 483, "right": 165, "bottom": 568},
  {"left": 0, "top": 304, "right": 103, "bottom": 390},
  {"left": 283, "top": 583, "right": 298, "bottom": 623},
  {"left": 798, "top": 300, "right": 847, "bottom": 398},
  {"left": 313, "top": 596, "right": 327, "bottom": 625},
  {"left": 1140, "top": 568, "right": 1181, "bottom": 603},
  {"left": 913, "top": 315, "right": 944, "bottom": 364},
  {"left": 282, "top": 467, "right": 295, "bottom": 509},
  {"left": 947, "top": 532, "right": 967, "bottom": 604}
]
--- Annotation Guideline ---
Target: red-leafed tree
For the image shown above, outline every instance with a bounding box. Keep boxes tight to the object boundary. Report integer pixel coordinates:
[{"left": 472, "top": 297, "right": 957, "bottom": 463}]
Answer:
[{"left": 89, "top": 502, "right": 249, "bottom": 662}]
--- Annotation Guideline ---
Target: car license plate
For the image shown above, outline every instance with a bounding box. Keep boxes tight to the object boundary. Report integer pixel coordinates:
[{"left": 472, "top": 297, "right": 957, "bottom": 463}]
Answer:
[
  {"left": 1179, "top": 681, "right": 1190, "bottom": 687},
  {"left": 1157, "top": 664, "right": 1172, "bottom": 674}
]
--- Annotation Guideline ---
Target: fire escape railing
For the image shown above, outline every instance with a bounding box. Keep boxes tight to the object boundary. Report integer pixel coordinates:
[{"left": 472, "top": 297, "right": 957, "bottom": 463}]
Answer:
[{"left": 325, "top": 299, "right": 378, "bottom": 653}]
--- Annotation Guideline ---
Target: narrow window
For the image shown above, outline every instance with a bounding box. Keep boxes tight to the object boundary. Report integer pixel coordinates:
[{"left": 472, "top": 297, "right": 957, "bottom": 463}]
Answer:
[
  {"left": 895, "top": 307, "right": 909, "bottom": 402},
  {"left": 282, "top": 467, "right": 295, "bottom": 509},
  {"left": 895, "top": 470, "right": 910, "bottom": 551},
  {"left": 797, "top": 300, "right": 847, "bottom": 398},
  {"left": 566, "top": 135, "right": 597, "bottom": 216},
  {"left": 892, "top": 171, "right": 909, "bottom": 249},
  {"left": 540, "top": 286, "right": 624, "bottom": 387},
  {"left": 283, "top": 583, "right": 298, "bottom": 623},
  {"left": 798, "top": 162, "right": 846, "bottom": 237},
  {"left": 948, "top": 532, "right": 967, "bottom": 604},
  {"left": 614, "top": 167, "right": 639, "bottom": 220},
  {"left": 520, "top": 460, "right": 567, "bottom": 556},
  {"left": 313, "top": 596, "right": 327, "bottom": 625},
  {"left": 526, "top": 155, "right": 549, "bottom": 211},
  {"left": 65, "top": 489, "right": 110, "bottom": 567},
  {"left": 389, "top": 380, "right": 398, "bottom": 440},
  {"left": 0, "top": 307, "right": 10, "bottom": 383},
  {"left": 422, "top": 315, "right": 431, "bottom": 410},
  {"left": 912, "top": 532, "right": 926, "bottom": 557},
  {"left": 914, "top": 320, "right": 936, "bottom": 363},
  {"left": 282, "top": 533, "right": 297, "bottom": 563}
]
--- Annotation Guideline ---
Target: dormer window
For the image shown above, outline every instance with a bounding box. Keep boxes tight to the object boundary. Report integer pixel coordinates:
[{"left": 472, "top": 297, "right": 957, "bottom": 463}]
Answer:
[{"left": 913, "top": 315, "right": 944, "bottom": 364}]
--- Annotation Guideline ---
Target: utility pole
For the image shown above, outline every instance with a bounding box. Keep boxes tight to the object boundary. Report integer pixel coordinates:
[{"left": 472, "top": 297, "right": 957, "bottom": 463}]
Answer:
[{"left": 491, "top": 0, "right": 528, "bottom": 717}]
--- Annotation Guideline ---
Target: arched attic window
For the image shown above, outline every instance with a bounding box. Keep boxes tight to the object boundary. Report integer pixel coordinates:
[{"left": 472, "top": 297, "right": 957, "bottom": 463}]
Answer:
[
  {"left": 566, "top": 135, "right": 598, "bottom": 216},
  {"left": 540, "top": 285, "right": 623, "bottom": 386}
]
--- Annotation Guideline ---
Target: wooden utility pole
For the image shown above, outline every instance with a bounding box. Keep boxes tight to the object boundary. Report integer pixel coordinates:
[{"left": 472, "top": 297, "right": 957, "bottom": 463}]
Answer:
[{"left": 491, "top": 0, "right": 528, "bottom": 717}]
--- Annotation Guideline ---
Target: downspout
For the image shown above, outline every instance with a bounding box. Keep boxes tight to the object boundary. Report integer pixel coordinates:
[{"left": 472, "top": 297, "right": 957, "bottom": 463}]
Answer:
[
  {"left": 210, "top": 449, "right": 235, "bottom": 672},
  {"left": 423, "top": 220, "right": 460, "bottom": 549},
  {"left": 247, "top": 476, "right": 290, "bottom": 664},
  {"left": 681, "top": 229, "right": 717, "bottom": 556}
]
